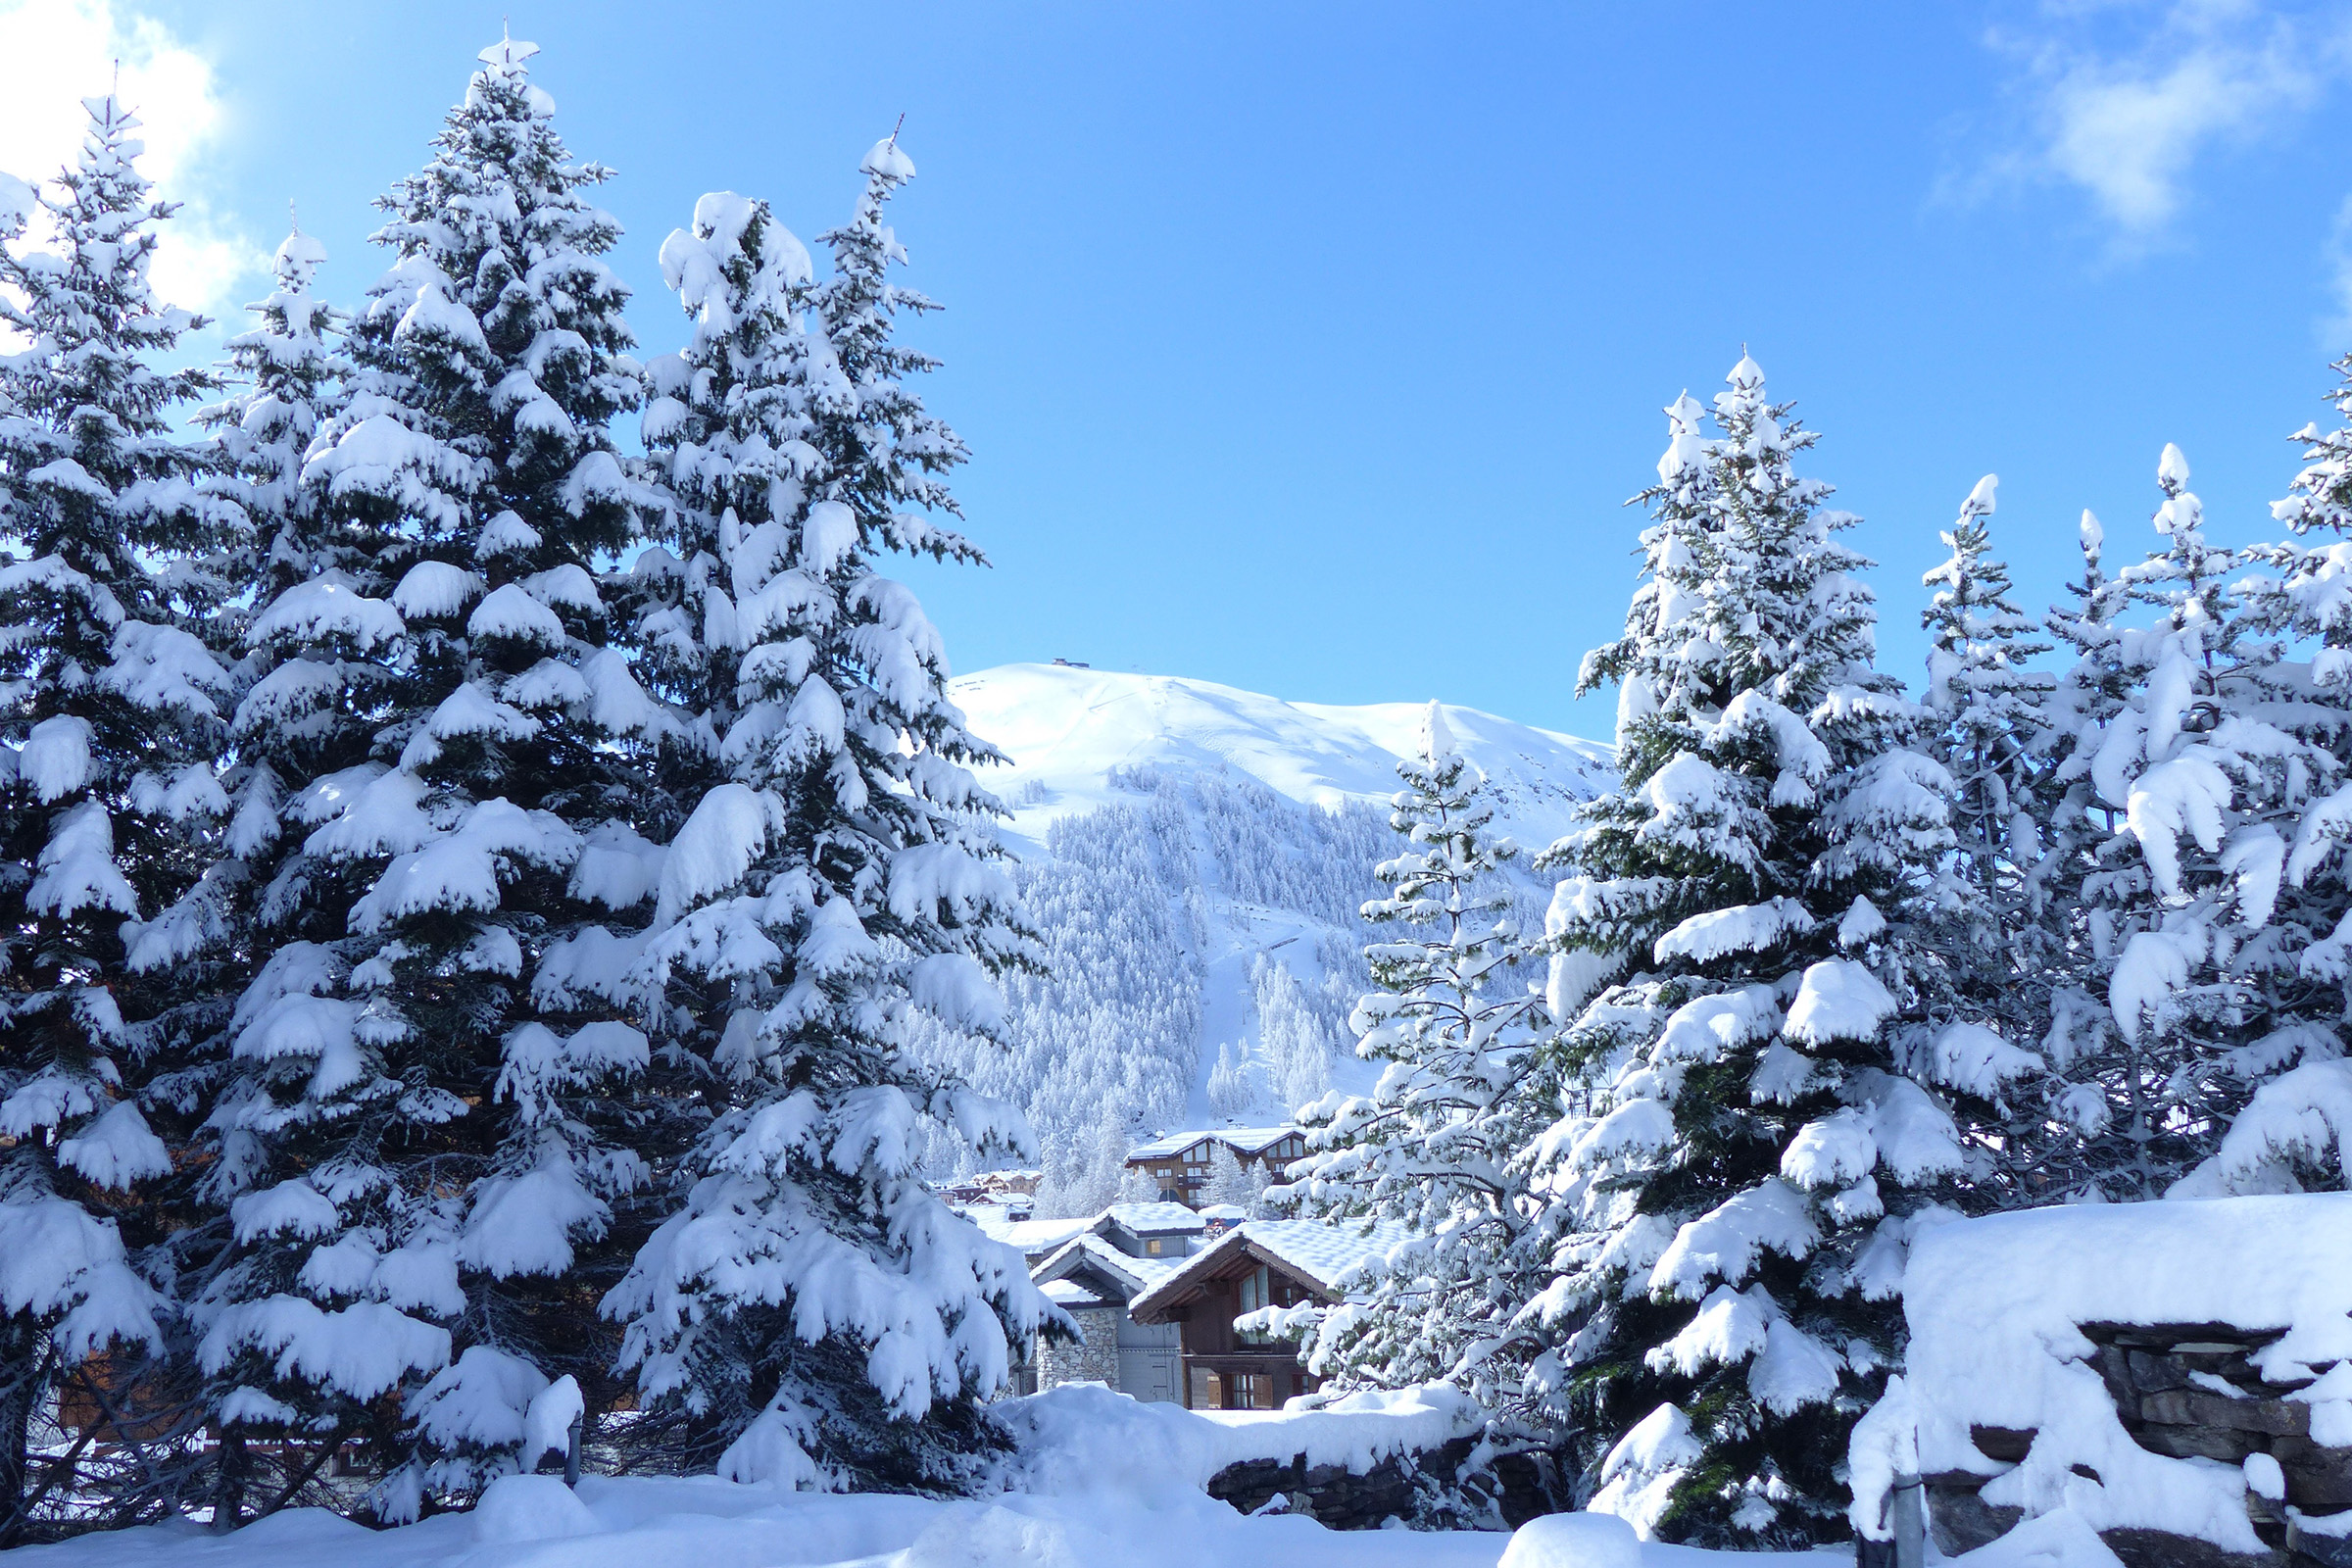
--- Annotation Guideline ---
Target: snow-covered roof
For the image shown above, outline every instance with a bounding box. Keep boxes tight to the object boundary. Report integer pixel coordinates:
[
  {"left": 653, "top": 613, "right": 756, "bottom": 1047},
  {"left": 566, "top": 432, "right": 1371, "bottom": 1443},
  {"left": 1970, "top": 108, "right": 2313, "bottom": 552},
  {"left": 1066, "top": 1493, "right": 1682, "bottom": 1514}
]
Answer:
[
  {"left": 1039, "top": 1278, "right": 1109, "bottom": 1310},
  {"left": 1100, "top": 1201, "right": 1206, "bottom": 1235},
  {"left": 997, "top": 1381, "right": 1485, "bottom": 1496},
  {"left": 969, "top": 1211, "right": 1094, "bottom": 1257},
  {"left": 1033, "top": 1234, "right": 1177, "bottom": 1301},
  {"left": 1128, "top": 1217, "right": 1412, "bottom": 1321},
  {"left": 1240, "top": 1218, "right": 1414, "bottom": 1293},
  {"left": 1127, "top": 1125, "right": 1300, "bottom": 1160},
  {"left": 1198, "top": 1203, "right": 1250, "bottom": 1223}
]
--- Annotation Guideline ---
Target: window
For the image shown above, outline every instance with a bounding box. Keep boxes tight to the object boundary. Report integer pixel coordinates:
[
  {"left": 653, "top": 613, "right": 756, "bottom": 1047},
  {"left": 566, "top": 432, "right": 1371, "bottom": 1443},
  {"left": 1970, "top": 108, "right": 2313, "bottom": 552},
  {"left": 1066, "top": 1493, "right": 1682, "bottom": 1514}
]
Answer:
[
  {"left": 1237, "top": 1264, "right": 1272, "bottom": 1314},
  {"left": 1227, "top": 1373, "right": 1273, "bottom": 1410},
  {"left": 1146, "top": 1238, "right": 1163, "bottom": 1255}
]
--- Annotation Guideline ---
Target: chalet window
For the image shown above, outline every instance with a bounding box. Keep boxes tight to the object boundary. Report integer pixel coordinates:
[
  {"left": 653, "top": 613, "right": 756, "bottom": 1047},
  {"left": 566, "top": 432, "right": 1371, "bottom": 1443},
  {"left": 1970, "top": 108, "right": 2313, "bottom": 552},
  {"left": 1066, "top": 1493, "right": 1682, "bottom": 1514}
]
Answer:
[
  {"left": 1237, "top": 1264, "right": 1272, "bottom": 1314},
  {"left": 1146, "top": 1238, "right": 1163, "bottom": 1255}
]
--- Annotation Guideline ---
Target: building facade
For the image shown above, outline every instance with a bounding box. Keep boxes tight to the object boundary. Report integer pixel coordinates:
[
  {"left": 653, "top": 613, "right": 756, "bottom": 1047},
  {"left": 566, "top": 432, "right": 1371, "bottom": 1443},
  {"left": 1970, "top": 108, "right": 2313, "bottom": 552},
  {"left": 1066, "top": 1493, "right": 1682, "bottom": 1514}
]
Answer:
[
  {"left": 1126, "top": 1218, "right": 1412, "bottom": 1410},
  {"left": 1123, "top": 1126, "right": 1307, "bottom": 1207}
]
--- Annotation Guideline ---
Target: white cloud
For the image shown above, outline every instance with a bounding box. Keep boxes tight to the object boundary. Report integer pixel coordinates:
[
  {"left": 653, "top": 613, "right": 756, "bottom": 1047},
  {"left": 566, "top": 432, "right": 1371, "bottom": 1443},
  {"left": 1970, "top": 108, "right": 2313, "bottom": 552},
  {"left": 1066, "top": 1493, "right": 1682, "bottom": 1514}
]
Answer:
[
  {"left": 0, "top": 0, "right": 264, "bottom": 317},
  {"left": 1983, "top": 0, "right": 2351, "bottom": 248}
]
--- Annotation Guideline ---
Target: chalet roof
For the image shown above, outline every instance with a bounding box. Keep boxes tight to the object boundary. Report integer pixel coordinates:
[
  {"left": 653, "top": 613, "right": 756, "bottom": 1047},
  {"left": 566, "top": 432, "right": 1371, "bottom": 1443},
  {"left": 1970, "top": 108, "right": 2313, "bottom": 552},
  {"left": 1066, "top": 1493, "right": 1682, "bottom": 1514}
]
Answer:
[
  {"left": 1099, "top": 1200, "right": 1206, "bottom": 1236},
  {"left": 1128, "top": 1217, "right": 1414, "bottom": 1323},
  {"left": 1126, "top": 1125, "right": 1300, "bottom": 1161},
  {"left": 970, "top": 1211, "right": 1095, "bottom": 1259},
  {"left": 1032, "top": 1234, "right": 1177, "bottom": 1301},
  {"left": 1040, "top": 1278, "right": 1110, "bottom": 1310}
]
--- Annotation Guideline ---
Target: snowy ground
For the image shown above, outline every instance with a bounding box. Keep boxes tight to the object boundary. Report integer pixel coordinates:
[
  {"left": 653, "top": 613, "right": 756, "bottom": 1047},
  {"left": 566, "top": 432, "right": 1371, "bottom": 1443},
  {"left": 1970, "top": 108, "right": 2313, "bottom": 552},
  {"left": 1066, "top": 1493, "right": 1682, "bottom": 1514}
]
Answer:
[
  {"left": 0, "top": 1473, "right": 1832, "bottom": 1568},
  {"left": 0, "top": 1387, "right": 1843, "bottom": 1568}
]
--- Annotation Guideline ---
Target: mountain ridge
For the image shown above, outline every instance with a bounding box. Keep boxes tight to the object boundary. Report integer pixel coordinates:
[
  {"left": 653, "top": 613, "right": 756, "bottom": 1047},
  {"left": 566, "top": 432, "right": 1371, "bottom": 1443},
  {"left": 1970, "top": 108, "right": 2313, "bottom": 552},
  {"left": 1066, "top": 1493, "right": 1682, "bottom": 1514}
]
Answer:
[{"left": 950, "top": 662, "right": 1614, "bottom": 858}]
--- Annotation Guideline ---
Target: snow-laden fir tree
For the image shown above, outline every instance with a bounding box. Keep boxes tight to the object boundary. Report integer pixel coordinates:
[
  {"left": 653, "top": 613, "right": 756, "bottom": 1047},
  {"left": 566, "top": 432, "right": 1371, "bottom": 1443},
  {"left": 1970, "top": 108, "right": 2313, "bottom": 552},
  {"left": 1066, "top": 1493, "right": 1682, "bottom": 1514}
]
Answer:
[
  {"left": 2002, "top": 509, "right": 2148, "bottom": 1197},
  {"left": 1202, "top": 1141, "right": 1272, "bottom": 1214},
  {"left": 1532, "top": 357, "right": 1965, "bottom": 1545},
  {"left": 139, "top": 213, "right": 351, "bottom": 1112},
  {"left": 1277, "top": 702, "right": 1559, "bottom": 1434},
  {"left": 197, "top": 217, "right": 343, "bottom": 641},
  {"left": 189, "top": 33, "right": 676, "bottom": 1521},
  {"left": 1910, "top": 478, "right": 2064, "bottom": 1200},
  {"left": 2166, "top": 368, "right": 2352, "bottom": 1195},
  {"left": 0, "top": 98, "right": 233, "bottom": 1529},
  {"left": 1919, "top": 477, "right": 2052, "bottom": 954},
  {"left": 606, "top": 187, "right": 817, "bottom": 808},
  {"left": 2032, "top": 446, "right": 2342, "bottom": 1200},
  {"left": 602, "top": 141, "right": 1052, "bottom": 1493}
]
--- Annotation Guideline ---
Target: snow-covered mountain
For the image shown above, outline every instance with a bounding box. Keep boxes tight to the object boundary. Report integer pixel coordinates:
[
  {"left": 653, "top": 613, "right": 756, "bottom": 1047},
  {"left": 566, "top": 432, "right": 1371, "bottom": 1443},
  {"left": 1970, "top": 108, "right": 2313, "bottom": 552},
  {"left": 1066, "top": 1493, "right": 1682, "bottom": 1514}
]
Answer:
[
  {"left": 924, "top": 664, "right": 1612, "bottom": 1205},
  {"left": 953, "top": 663, "right": 1614, "bottom": 857}
]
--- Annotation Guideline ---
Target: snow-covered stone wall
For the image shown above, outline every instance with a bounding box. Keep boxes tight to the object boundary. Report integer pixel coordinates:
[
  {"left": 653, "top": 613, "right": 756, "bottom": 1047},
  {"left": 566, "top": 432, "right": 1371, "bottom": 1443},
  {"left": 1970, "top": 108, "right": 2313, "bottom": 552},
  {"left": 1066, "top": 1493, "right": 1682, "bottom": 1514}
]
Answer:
[{"left": 1881, "top": 1196, "right": 2352, "bottom": 1568}]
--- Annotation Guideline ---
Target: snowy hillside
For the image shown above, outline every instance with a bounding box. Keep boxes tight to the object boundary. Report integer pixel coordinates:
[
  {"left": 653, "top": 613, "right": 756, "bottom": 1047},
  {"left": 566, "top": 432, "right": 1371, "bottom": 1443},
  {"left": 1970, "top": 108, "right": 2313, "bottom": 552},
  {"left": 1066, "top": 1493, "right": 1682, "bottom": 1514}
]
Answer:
[
  {"left": 951, "top": 664, "right": 1613, "bottom": 856},
  {"left": 924, "top": 665, "right": 1612, "bottom": 1207}
]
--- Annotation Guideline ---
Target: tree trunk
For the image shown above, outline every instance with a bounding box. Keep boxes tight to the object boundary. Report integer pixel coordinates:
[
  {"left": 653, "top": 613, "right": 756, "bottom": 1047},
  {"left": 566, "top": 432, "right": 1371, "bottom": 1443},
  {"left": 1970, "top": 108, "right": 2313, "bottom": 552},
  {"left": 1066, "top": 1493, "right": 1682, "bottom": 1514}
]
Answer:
[{"left": 0, "top": 1326, "right": 50, "bottom": 1544}]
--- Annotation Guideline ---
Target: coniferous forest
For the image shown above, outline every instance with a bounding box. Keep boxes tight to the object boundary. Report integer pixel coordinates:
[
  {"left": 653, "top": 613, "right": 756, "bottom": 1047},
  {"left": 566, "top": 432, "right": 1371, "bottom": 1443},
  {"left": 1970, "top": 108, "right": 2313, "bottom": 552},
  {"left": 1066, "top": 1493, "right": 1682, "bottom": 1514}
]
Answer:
[{"left": 6, "top": 22, "right": 2352, "bottom": 1563}]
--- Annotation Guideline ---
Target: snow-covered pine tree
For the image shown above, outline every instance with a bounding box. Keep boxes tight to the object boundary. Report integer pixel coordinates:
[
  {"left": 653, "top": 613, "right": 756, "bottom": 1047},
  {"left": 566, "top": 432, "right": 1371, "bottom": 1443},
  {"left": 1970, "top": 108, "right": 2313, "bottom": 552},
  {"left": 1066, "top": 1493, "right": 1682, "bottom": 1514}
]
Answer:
[
  {"left": 1201, "top": 1140, "right": 1270, "bottom": 1214},
  {"left": 602, "top": 143, "right": 1051, "bottom": 1493},
  {"left": 1034, "top": 1112, "right": 1139, "bottom": 1219},
  {"left": 2167, "top": 367, "right": 2352, "bottom": 1195},
  {"left": 1532, "top": 356, "right": 1962, "bottom": 1545},
  {"left": 1910, "top": 479, "right": 2062, "bottom": 1199},
  {"left": 1206, "top": 1042, "right": 1255, "bottom": 1120},
  {"left": 134, "top": 215, "right": 351, "bottom": 1127},
  {"left": 607, "top": 188, "right": 816, "bottom": 812},
  {"left": 2031, "top": 446, "right": 2339, "bottom": 1200},
  {"left": 0, "top": 98, "right": 233, "bottom": 1531},
  {"left": 2006, "top": 510, "right": 2150, "bottom": 1197},
  {"left": 188, "top": 33, "right": 676, "bottom": 1521},
  {"left": 1279, "top": 702, "right": 1557, "bottom": 1427},
  {"left": 1920, "top": 478, "right": 2051, "bottom": 943},
  {"left": 197, "top": 216, "right": 342, "bottom": 642}
]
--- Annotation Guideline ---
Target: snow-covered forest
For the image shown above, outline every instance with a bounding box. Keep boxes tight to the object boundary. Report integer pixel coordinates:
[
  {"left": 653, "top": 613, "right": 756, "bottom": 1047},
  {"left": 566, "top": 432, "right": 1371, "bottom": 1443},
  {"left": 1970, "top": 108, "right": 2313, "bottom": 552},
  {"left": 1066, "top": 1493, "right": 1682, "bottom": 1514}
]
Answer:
[
  {"left": 927, "top": 665, "right": 1607, "bottom": 1217},
  {"left": 12, "top": 18, "right": 2352, "bottom": 1568}
]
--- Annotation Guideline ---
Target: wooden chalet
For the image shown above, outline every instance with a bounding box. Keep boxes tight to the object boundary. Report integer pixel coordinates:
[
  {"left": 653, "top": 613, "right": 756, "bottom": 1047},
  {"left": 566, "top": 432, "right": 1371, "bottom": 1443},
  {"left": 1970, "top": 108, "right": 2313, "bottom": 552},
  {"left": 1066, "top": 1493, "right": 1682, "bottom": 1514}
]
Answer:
[
  {"left": 1126, "top": 1218, "right": 1409, "bottom": 1411},
  {"left": 1122, "top": 1126, "right": 1307, "bottom": 1207}
]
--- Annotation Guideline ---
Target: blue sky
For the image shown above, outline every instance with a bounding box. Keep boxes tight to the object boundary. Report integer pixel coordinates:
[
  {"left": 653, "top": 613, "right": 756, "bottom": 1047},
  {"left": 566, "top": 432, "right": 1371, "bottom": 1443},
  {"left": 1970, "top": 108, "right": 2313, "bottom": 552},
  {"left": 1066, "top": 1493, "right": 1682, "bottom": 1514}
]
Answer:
[{"left": 7, "top": 0, "right": 2351, "bottom": 739}]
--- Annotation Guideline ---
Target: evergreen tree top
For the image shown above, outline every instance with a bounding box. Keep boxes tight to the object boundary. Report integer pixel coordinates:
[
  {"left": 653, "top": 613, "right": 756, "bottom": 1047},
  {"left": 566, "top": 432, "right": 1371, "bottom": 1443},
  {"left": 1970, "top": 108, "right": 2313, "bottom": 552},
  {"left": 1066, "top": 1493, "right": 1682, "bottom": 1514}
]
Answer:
[
  {"left": 1586, "top": 354, "right": 1890, "bottom": 793},
  {"left": 1921, "top": 474, "right": 2051, "bottom": 717},
  {"left": 317, "top": 31, "right": 640, "bottom": 572},
  {"left": 0, "top": 94, "right": 216, "bottom": 447},
  {"left": 2277, "top": 352, "right": 2352, "bottom": 539},
  {"left": 811, "top": 134, "right": 977, "bottom": 567}
]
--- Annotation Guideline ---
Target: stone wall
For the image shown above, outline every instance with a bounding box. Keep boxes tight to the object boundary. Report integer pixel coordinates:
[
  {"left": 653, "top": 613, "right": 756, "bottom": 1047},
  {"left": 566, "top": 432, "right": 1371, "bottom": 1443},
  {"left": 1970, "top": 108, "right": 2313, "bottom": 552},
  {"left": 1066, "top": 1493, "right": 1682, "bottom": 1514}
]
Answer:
[
  {"left": 1036, "top": 1306, "right": 1121, "bottom": 1390},
  {"left": 1927, "top": 1323, "right": 2352, "bottom": 1568},
  {"left": 1204, "top": 1437, "right": 1555, "bottom": 1531}
]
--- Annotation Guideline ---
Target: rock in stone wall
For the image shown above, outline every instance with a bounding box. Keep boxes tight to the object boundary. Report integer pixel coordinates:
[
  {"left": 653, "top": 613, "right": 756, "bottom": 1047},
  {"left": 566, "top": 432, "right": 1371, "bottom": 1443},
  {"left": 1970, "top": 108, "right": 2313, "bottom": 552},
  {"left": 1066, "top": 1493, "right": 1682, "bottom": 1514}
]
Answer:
[
  {"left": 1926, "top": 1323, "right": 2352, "bottom": 1568},
  {"left": 1207, "top": 1437, "right": 1474, "bottom": 1530},
  {"left": 1036, "top": 1306, "right": 1122, "bottom": 1390},
  {"left": 1204, "top": 1437, "right": 1557, "bottom": 1531}
]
